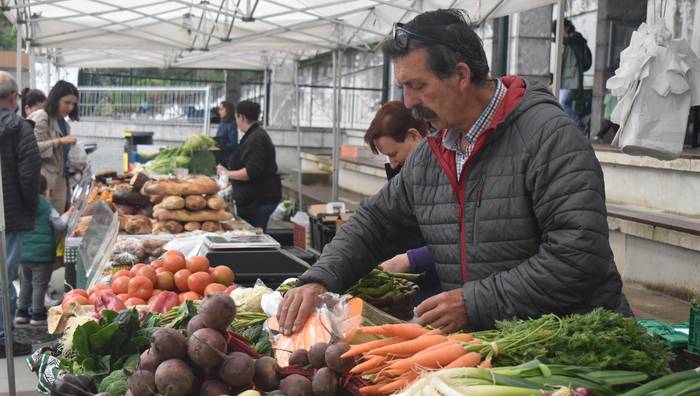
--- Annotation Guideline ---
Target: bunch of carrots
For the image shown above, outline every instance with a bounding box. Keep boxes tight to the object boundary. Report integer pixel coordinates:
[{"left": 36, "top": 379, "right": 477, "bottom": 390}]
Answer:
[{"left": 343, "top": 323, "right": 491, "bottom": 395}]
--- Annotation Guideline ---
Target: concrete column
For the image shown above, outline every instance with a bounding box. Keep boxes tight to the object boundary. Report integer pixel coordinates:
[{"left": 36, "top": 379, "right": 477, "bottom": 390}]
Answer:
[
  {"left": 224, "top": 70, "right": 242, "bottom": 104},
  {"left": 508, "top": 5, "right": 553, "bottom": 86}
]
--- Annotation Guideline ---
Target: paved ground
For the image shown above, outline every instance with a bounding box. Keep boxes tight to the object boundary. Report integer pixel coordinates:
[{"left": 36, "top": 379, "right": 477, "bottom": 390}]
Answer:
[{"left": 0, "top": 281, "right": 694, "bottom": 394}]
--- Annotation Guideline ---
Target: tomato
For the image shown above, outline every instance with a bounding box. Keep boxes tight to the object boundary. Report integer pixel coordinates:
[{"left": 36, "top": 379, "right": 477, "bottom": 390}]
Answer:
[
  {"left": 173, "top": 269, "right": 192, "bottom": 292},
  {"left": 178, "top": 291, "right": 202, "bottom": 304},
  {"left": 163, "top": 255, "right": 186, "bottom": 273},
  {"left": 156, "top": 271, "right": 175, "bottom": 291},
  {"left": 224, "top": 285, "right": 237, "bottom": 294},
  {"left": 129, "top": 263, "right": 147, "bottom": 278},
  {"left": 64, "top": 289, "right": 89, "bottom": 300},
  {"left": 89, "top": 283, "right": 111, "bottom": 295},
  {"left": 185, "top": 256, "right": 210, "bottom": 273},
  {"left": 113, "top": 270, "right": 131, "bottom": 278},
  {"left": 137, "top": 266, "right": 158, "bottom": 286},
  {"left": 151, "top": 259, "right": 164, "bottom": 270},
  {"left": 203, "top": 283, "right": 227, "bottom": 296},
  {"left": 117, "top": 293, "right": 130, "bottom": 302},
  {"left": 187, "top": 272, "right": 213, "bottom": 295},
  {"left": 110, "top": 276, "right": 130, "bottom": 295},
  {"left": 211, "top": 266, "right": 235, "bottom": 285},
  {"left": 88, "top": 289, "right": 113, "bottom": 305},
  {"left": 128, "top": 275, "right": 154, "bottom": 300},
  {"left": 62, "top": 295, "right": 90, "bottom": 309},
  {"left": 124, "top": 297, "right": 146, "bottom": 307}
]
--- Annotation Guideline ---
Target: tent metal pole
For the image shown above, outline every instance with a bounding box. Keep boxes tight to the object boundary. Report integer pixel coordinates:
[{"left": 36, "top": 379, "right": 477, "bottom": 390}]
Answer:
[
  {"left": 204, "top": 85, "right": 211, "bottom": 135},
  {"left": 295, "top": 60, "right": 303, "bottom": 211},
  {"left": 553, "top": 0, "right": 565, "bottom": 98},
  {"left": 0, "top": 152, "right": 17, "bottom": 396},
  {"left": 16, "top": 21, "right": 22, "bottom": 110},
  {"left": 331, "top": 49, "right": 340, "bottom": 202}
]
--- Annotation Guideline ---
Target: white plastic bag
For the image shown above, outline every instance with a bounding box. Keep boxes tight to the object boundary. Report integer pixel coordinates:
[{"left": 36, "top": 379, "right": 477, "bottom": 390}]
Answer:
[{"left": 607, "top": 23, "right": 700, "bottom": 160}]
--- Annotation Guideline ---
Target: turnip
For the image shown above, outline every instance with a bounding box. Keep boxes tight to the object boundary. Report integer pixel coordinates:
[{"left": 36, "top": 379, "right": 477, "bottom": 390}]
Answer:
[
  {"left": 154, "top": 359, "right": 194, "bottom": 396},
  {"left": 279, "top": 374, "right": 312, "bottom": 396},
  {"left": 151, "top": 328, "right": 187, "bottom": 361},
  {"left": 311, "top": 367, "right": 338, "bottom": 396},
  {"left": 253, "top": 356, "right": 280, "bottom": 391},
  {"left": 308, "top": 342, "right": 328, "bottom": 369},
  {"left": 188, "top": 328, "right": 227, "bottom": 369},
  {"left": 219, "top": 352, "right": 255, "bottom": 389},
  {"left": 324, "top": 342, "right": 353, "bottom": 374},
  {"left": 127, "top": 369, "right": 156, "bottom": 396},
  {"left": 199, "top": 292, "right": 236, "bottom": 331}
]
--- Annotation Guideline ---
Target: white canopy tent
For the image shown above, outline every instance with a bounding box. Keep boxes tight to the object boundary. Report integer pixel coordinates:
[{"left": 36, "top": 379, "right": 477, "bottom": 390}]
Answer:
[{"left": 1, "top": 2, "right": 563, "bottom": 393}]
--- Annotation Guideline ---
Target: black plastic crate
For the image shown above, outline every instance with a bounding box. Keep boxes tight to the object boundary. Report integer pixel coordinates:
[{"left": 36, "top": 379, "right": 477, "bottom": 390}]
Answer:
[
  {"left": 206, "top": 248, "right": 310, "bottom": 288},
  {"left": 309, "top": 214, "right": 340, "bottom": 253}
]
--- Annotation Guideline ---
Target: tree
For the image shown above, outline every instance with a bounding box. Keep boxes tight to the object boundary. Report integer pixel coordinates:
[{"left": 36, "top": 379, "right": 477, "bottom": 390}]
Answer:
[{"left": 0, "top": 13, "right": 17, "bottom": 50}]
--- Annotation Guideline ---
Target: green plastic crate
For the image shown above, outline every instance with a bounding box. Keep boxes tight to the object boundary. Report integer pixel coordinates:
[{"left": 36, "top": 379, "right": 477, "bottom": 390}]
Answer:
[
  {"left": 690, "top": 304, "right": 700, "bottom": 355},
  {"left": 637, "top": 319, "right": 689, "bottom": 349}
]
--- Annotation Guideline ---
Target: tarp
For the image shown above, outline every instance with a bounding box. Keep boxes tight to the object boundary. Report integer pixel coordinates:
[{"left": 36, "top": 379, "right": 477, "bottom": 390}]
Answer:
[{"left": 5, "top": 0, "right": 557, "bottom": 69}]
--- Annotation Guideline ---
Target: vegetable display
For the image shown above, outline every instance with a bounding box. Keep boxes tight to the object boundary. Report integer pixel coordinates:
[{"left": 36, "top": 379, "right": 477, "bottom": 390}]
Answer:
[
  {"left": 346, "top": 269, "right": 420, "bottom": 300},
  {"left": 143, "top": 134, "right": 217, "bottom": 176}
]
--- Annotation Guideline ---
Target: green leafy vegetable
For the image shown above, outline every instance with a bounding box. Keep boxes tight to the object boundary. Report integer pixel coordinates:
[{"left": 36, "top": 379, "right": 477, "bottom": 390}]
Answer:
[
  {"left": 346, "top": 268, "right": 420, "bottom": 300},
  {"left": 473, "top": 309, "right": 674, "bottom": 378},
  {"left": 98, "top": 369, "right": 128, "bottom": 396}
]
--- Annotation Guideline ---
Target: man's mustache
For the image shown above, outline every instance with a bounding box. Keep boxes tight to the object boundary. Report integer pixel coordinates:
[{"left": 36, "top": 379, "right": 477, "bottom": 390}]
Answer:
[{"left": 412, "top": 105, "right": 438, "bottom": 120}]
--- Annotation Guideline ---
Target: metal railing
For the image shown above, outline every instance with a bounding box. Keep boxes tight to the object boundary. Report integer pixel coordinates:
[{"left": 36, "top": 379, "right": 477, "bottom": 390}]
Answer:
[
  {"left": 78, "top": 86, "right": 212, "bottom": 131},
  {"left": 297, "top": 84, "right": 382, "bottom": 130}
]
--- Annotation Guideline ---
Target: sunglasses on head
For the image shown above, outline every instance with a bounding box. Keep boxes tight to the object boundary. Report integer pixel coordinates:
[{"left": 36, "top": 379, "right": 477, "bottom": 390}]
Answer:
[{"left": 392, "top": 22, "right": 462, "bottom": 54}]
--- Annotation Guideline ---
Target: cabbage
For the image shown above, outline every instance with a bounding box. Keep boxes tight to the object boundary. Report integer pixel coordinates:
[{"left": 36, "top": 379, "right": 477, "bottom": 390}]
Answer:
[{"left": 230, "top": 281, "right": 273, "bottom": 313}]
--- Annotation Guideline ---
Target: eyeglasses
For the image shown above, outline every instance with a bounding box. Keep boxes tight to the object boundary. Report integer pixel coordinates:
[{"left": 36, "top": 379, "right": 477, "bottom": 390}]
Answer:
[{"left": 392, "top": 23, "right": 462, "bottom": 54}]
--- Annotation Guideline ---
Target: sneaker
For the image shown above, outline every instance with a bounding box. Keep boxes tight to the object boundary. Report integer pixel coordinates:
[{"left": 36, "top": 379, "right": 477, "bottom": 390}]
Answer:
[
  {"left": 14, "top": 308, "right": 30, "bottom": 326},
  {"left": 30, "top": 312, "right": 48, "bottom": 326},
  {"left": 0, "top": 341, "right": 33, "bottom": 358}
]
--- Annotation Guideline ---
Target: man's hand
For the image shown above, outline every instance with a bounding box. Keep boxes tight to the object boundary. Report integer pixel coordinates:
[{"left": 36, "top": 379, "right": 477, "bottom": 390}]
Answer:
[
  {"left": 379, "top": 253, "right": 411, "bottom": 273},
  {"left": 415, "top": 289, "right": 467, "bottom": 333},
  {"left": 277, "top": 283, "right": 328, "bottom": 335},
  {"left": 216, "top": 164, "right": 228, "bottom": 175}
]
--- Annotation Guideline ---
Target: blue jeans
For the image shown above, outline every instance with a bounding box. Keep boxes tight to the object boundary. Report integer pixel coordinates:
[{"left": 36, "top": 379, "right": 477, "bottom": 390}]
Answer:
[
  {"left": 559, "top": 89, "right": 582, "bottom": 125},
  {"left": 0, "top": 232, "right": 22, "bottom": 344}
]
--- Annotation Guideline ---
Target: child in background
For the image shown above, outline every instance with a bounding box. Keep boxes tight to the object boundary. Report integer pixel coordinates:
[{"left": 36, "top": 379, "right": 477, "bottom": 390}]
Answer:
[{"left": 15, "top": 175, "right": 70, "bottom": 326}]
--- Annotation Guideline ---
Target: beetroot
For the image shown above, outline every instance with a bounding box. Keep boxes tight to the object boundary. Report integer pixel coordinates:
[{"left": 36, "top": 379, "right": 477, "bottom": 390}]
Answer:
[
  {"left": 312, "top": 367, "right": 338, "bottom": 396},
  {"left": 279, "top": 374, "right": 312, "bottom": 396},
  {"left": 187, "top": 328, "right": 227, "bottom": 369},
  {"left": 199, "top": 292, "right": 236, "bottom": 331},
  {"left": 288, "top": 349, "right": 309, "bottom": 366},
  {"left": 200, "top": 380, "right": 230, "bottom": 396},
  {"left": 308, "top": 342, "right": 328, "bottom": 369},
  {"left": 186, "top": 315, "right": 207, "bottom": 337},
  {"left": 150, "top": 328, "right": 187, "bottom": 361},
  {"left": 138, "top": 349, "right": 160, "bottom": 372},
  {"left": 154, "top": 359, "right": 193, "bottom": 396},
  {"left": 253, "top": 356, "right": 280, "bottom": 391},
  {"left": 127, "top": 370, "right": 156, "bottom": 396},
  {"left": 218, "top": 352, "right": 254, "bottom": 389},
  {"left": 324, "top": 342, "right": 353, "bottom": 374}
]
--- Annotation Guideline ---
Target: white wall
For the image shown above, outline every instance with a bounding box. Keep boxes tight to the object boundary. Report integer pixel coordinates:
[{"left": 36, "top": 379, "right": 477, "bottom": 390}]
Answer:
[{"left": 647, "top": 0, "right": 700, "bottom": 54}]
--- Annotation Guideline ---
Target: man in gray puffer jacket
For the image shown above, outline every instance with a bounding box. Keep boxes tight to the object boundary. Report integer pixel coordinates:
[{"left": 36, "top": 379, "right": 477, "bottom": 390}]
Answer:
[{"left": 278, "top": 9, "right": 628, "bottom": 334}]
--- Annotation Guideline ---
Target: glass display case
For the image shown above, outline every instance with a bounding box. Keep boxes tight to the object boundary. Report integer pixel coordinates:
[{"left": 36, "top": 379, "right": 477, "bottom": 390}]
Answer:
[{"left": 76, "top": 200, "right": 119, "bottom": 289}]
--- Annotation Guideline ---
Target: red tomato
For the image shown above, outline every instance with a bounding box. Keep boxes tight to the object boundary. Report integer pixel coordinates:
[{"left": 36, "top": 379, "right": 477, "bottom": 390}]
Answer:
[
  {"left": 163, "top": 255, "right": 186, "bottom": 273},
  {"left": 156, "top": 271, "right": 175, "bottom": 291},
  {"left": 111, "top": 276, "right": 131, "bottom": 295},
  {"left": 151, "top": 259, "right": 164, "bottom": 270},
  {"left": 178, "top": 291, "right": 202, "bottom": 304},
  {"left": 187, "top": 272, "right": 213, "bottom": 295},
  {"left": 155, "top": 267, "right": 166, "bottom": 274},
  {"left": 173, "top": 269, "right": 192, "bottom": 292},
  {"left": 113, "top": 270, "right": 131, "bottom": 278},
  {"left": 124, "top": 297, "right": 146, "bottom": 307},
  {"left": 137, "top": 266, "right": 158, "bottom": 286},
  {"left": 186, "top": 256, "right": 210, "bottom": 273},
  {"left": 64, "top": 289, "right": 89, "bottom": 300},
  {"left": 88, "top": 289, "right": 112, "bottom": 306},
  {"left": 211, "top": 266, "right": 235, "bottom": 285},
  {"left": 117, "top": 293, "right": 130, "bottom": 302},
  {"left": 129, "top": 263, "right": 147, "bottom": 278},
  {"left": 128, "top": 276, "right": 154, "bottom": 300},
  {"left": 62, "top": 295, "right": 90, "bottom": 309},
  {"left": 203, "top": 283, "right": 227, "bottom": 296},
  {"left": 224, "top": 285, "right": 237, "bottom": 294},
  {"left": 89, "top": 283, "right": 111, "bottom": 295}
]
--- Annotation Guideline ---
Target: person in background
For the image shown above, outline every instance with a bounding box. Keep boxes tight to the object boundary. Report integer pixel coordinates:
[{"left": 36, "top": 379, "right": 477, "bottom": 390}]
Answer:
[
  {"left": 21, "top": 87, "right": 46, "bottom": 118},
  {"left": 215, "top": 101, "right": 238, "bottom": 163},
  {"left": 217, "top": 100, "right": 281, "bottom": 232},
  {"left": 29, "top": 80, "right": 80, "bottom": 213},
  {"left": 363, "top": 101, "right": 439, "bottom": 303},
  {"left": 0, "top": 71, "right": 41, "bottom": 357},
  {"left": 15, "top": 175, "right": 70, "bottom": 326},
  {"left": 554, "top": 18, "right": 589, "bottom": 125}
]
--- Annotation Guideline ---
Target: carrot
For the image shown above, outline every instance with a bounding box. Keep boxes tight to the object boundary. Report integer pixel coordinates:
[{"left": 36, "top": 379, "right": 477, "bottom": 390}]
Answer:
[
  {"left": 360, "top": 323, "right": 430, "bottom": 339},
  {"left": 478, "top": 358, "right": 493, "bottom": 368},
  {"left": 386, "top": 341, "right": 466, "bottom": 375},
  {"left": 444, "top": 351, "right": 482, "bottom": 368},
  {"left": 447, "top": 333, "right": 473, "bottom": 342},
  {"left": 418, "top": 328, "right": 443, "bottom": 337},
  {"left": 368, "top": 335, "right": 448, "bottom": 356},
  {"left": 350, "top": 355, "right": 386, "bottom": 375},
  {"left": 377, "top": 371, "right": 420, "bottom": 393},
  {"left": 359, "top": 382, "right": 391, "bottom": 395},
  {"left": 421, "top": 339, "right": 452, "bottom": 353},
  {"left": 341, "top": 337, "right": 404, "bottom": 359}
]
